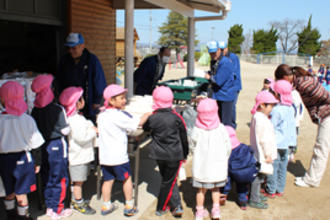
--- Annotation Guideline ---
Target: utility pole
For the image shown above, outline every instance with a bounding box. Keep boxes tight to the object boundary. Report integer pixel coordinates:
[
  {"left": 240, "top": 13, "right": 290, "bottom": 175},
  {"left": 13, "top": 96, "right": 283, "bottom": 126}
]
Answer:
[{"left": 149, "top": 10, "right": 152, "bottom": 53}]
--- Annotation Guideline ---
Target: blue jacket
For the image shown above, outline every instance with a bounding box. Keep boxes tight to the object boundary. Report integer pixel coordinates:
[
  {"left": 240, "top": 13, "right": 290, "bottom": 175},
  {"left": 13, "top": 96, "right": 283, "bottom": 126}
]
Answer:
[
  {"left": 228, "top": 143, "right": 258, "bottom": 183},
  {"left": 211, "top": 56, "right": 236, "bottom": 101},
  {"left": 228, "top": 52, "right": 242, "bottom": 91},
  {"left": 57, "top": 49, "right": 106, "bottom": 121},
  {"left": 270, "top": 104, "right": 297, "bottom": 149},
  {"left": 134, "top": 55, "right": 165, "bottom": 95}
]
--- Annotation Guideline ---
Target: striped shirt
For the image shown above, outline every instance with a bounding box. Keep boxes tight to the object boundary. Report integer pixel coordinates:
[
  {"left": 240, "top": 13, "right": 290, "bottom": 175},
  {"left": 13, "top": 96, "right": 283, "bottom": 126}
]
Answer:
[{"left": 293, "top": 76, "right": 330, "bottom": 124}]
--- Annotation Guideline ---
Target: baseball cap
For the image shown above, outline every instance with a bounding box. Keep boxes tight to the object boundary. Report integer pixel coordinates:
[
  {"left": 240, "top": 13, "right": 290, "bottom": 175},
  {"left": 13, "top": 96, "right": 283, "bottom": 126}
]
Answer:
[
  {"left": 207, "top": 41, "right": 218, "bottom": 53},
  {"left": 65, "top": 33, "right": 85, "bottom": 47},
  {"left": 218, "top": 41, "right": 227, "bottom": 49}
]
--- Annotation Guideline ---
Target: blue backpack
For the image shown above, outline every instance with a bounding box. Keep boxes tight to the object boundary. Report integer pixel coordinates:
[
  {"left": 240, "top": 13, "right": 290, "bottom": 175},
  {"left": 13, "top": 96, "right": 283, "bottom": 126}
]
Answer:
[{"left": 228, "top": 143, "right": 258, "bottom": 183}]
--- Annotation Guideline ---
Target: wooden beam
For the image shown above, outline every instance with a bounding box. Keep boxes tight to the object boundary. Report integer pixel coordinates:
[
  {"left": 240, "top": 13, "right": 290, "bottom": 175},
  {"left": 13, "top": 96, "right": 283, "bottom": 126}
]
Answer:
[{"left": 144, "top": 0, "right": 194, "bottom": 17}]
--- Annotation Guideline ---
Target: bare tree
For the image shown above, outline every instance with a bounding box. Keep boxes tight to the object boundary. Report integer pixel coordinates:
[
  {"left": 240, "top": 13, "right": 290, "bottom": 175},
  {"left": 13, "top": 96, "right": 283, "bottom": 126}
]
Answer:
[
  {"left": 241, "top": 30, "right": 253, "bottom": 54},
  {"left": 270, "top": 18, "right": 304, "bottom": 54}
]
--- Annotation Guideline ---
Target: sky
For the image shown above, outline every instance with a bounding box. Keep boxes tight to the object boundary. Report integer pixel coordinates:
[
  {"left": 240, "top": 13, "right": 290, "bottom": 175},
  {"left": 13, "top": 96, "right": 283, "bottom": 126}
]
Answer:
[{"left": 116, "top": 0, "right": 330, "bottom": 46}]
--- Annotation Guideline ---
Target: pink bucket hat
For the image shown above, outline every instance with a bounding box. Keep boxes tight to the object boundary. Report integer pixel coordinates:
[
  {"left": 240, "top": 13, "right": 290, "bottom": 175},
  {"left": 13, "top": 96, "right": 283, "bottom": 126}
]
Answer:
[
  {"left": 152, "top": 86, "right": 174, "bottom": 110},
  {"left": 273, "top": 80, "right": 293, "bottom": 106},
  {"left": 195, "top": 98, "right": 220, "bottom": 130},
  {"left": 59, "top": 87, "right": 83, "bottom": 117},
  {"left": 31, "top": 74, "right": 54, "bottom": 108},
  {"left": 0, "top": 81, "right": 28, "bottom": 116},
  {"left": 225, "top": 126, "right": 240, "bottom": 149},
  {"left": 103, "top": 84, "right": 127, "bottom": 107},
  {"left": 251, "top": 90, "right": 279, "bottom": 114}
]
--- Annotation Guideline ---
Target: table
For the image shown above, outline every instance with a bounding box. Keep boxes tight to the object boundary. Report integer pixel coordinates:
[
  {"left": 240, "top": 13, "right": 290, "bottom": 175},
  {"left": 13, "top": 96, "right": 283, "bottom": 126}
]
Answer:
[{"left": 95, "top": 129, "right": 151, "bottom": 208}]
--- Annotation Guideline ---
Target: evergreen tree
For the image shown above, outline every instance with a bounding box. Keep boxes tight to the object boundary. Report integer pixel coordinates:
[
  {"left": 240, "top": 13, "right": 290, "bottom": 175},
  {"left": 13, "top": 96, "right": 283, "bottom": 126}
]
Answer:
[
  {"left": 297, "top": 15, "right": 321, "bottom": 56},
  {"left": 251, "top": 27, "right": 278, "bottom": 54},
  {"left": 228, "top": 24, "right": 244, "bottom": 54}
]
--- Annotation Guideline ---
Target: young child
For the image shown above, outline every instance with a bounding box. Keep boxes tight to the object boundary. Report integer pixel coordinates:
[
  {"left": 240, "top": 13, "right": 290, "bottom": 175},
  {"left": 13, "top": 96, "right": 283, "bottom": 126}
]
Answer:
[
  {"left": 190, "top": 98, "right": 231, "bottom": 220},
  {"left": 221, "top": 126, "right": 258, "bottom": 210},
  {"left": 264, "top": 80, "right": 297, "bottom": 198},
  {"left": 31, "top": 74, "right": 72, "bottom": 219},
  {"left": 262, "top": 78, "right": 274, "bottom": 91},
  {"left": 143, "top": 86, "right": 188, "bottom": 217},
  {"left": 249, "top": 90, "right": 279, "bottom": 209},
  {"left": 0, "top": 81, "right": 45, "bottom": 220},
  {"left": 59, "top": 87, "right": 97, "bottom": 215},
  {"left": 97, "top": 84, "right": 150, "bottom": 217}
]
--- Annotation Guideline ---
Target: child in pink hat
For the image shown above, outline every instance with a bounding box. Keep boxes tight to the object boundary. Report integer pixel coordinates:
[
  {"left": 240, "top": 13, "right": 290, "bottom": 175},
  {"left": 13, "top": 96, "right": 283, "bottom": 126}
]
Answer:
[
  {"left": 264, "top": 80, "right": 296, "bottom": 198},
  {"left": 0, "top": 81, "right": 45, "bottom": 220},
  {"left": 143, "top": 86, "right": 188, "bottom": 217},
  {"left": 190, "top": 98, "right": 231, "bottom": 220},
  {"left": 97, "top": 84, "right": 150, "bottom": 217},
  {"left": 249, "top": 90, "right": 279, "bottom": 209},
  {"left": 221, "top": 126, "right": 258, "bottom": 210},
  {"left": 31, "top": 74, "right": 73, "bottom": 219},
  {"left": 59, "top": 87, "right": 97, "bottom": 215}
]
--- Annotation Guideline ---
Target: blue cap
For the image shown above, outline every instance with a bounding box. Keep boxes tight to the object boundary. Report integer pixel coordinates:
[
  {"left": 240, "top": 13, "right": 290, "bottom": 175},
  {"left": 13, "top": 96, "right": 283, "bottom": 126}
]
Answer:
[
  {"left": 218, "top": 41, "right": 227, "bottom": 49},
  {"left": 65, "top": 33, "right": 84, "bottom": 47},
  {"left": 207, "top": 41, "right": 218, "bottom": 53}
]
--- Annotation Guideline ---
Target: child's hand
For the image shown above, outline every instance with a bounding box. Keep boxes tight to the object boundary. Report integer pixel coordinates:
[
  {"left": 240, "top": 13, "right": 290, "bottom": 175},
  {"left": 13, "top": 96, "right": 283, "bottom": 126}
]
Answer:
[
  {"left": 265, "top": 156, "right": 273, "bottom": 163},
  {"left": 35, "top": 166, "right": 40, "bottom": 174}
]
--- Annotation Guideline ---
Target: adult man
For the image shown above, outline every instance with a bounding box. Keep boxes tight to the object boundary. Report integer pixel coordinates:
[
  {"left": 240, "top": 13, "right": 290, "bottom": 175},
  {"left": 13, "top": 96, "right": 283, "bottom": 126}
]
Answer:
[
  {"left": 218, "top": 41, "right": 242, "bottom": 129},
  {"left": 57, "top": 33, "right": 106, "bottom": 122},
  {"left": 134, "top": 47, "right": 171, "bottom": 95},
  {"left": 206, "top": 41, "right": 236, "bottom": 127}
]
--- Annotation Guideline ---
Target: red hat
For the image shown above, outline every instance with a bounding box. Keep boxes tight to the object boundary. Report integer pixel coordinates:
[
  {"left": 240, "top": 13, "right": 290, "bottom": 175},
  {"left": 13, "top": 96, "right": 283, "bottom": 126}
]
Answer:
[{"left": 0, "top": 81, "right": 28, "bottom": 116}]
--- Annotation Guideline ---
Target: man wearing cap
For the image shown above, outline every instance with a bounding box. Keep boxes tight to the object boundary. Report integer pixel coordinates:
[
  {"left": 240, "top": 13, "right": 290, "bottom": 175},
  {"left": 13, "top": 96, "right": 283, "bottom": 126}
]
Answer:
[
  {"left": 206, "top": 41, "right": 236, "bottom": 128},
  {"left": 218, "top": 41, "right": 241, "bottom": 129},
  {"left": 134, "top": 47, "right": 171, "bottom": 95},
  {"left": 57, "top": 33, "right": 107, "bottom": 122}
]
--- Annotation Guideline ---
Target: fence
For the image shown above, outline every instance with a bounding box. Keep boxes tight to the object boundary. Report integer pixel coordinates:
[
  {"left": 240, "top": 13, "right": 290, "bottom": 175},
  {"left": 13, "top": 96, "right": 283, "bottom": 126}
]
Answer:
[{"left": 239, "top": 54, "right": 312, "bottom": 67}]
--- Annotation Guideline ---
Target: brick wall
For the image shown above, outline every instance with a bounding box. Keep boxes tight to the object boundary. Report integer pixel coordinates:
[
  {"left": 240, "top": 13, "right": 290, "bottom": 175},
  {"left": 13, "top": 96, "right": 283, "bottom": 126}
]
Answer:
[{"left": 68, "top": 0, "right": 116, "bottom": 84}]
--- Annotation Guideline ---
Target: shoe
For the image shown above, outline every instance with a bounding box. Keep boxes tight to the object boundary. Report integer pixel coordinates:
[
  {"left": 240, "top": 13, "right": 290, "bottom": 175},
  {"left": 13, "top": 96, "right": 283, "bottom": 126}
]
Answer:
[
  {"left": 220, "top": 195, "right": 227, "bottom": 206},
  {"left": 263, "top": 192, "right": 276, "bottom": 199},
  {"left": 71, "top": 201, "right": 96, "bottom": 215},
  {"left": 295, "top": 178, "right": 310, "bottom": 187},
  {"left": 195, "top": 208, "right": 208, "bottom": 220},
  {"left": 123, "top": 205, "right": 138, "bottom": 217},
  {"left": 238, "top": 201, "right": 247, "bottom": 210},
  {"left": 46, "top": 208, "right": 53, "bottom": 217},
  {"left": 48, "top": 211, "right": 61, "bottom": 220},
  {"left": 15, "top": 214, "right": 33, "bottom": 220},
  {"left": 211, "top": 207, "right": 221, "bottom": 219},
  {"left": 58, "top": 208, "right": 72, "bottom": 218},
  {"left": 288, "top": 153, "right": 295, "bottom": 162},
  {"left": 248, "top": 201, "right": 268, "bottom": 209},
  {"left": 171, "top": 205, "right": 184, "bottom": 217},
  {"left": 260, "top": 194, "right": 268, "bottom": 202},
  {"left": 101, "top": 204, "right": 118, "bottom": 216},
  {"left": 275, "top": 192, "right": 284, "bottom": 197},
  {"left": 155, "top": 207, "right": 170, "bottom": 216},
  {"left": 6, "top": 209, "right": 17, "bottom": 220}
]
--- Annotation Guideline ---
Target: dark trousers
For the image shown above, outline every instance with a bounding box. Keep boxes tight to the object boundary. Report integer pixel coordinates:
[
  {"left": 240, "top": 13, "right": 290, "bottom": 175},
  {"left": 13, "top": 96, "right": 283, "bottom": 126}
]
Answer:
[
  {"left": 221, "top": 176, "right": 249, "bottom": 203},
  {"left": 156, "top": 160, "right": 182, "bottom": 211},
  {"left": 41, "top": 138, "right": 69, "bottom": 214},
  {"left": 217, "top": 100, "right": 235, "bottom": 127}
]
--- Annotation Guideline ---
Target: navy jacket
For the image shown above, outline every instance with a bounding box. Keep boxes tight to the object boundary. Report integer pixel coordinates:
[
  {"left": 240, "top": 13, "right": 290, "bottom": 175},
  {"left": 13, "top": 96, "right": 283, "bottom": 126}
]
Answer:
[
  {"left": 143, "top": 108, "right": 188, "bottom": 161},
  {"left": 228, "top": 52, "right": 242, "bottom": 91},
  {"left": 211, "top": 56, "right": 236, "bottom": 101},
  {"left": 57, "top": 49, "right": 106, "bottom": 121},
  {"left": 134, "top": 55, "right": 165, "bottom": 95},
  {"left": 228, "top": 143, "right": 258, "bottom": 183}
]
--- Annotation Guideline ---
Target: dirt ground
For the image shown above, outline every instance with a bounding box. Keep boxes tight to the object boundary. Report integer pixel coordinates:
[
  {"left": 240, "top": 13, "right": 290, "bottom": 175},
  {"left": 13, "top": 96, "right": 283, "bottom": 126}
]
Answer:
[{"left": 140, "top": 61, "right": 330, "bottom": 220}]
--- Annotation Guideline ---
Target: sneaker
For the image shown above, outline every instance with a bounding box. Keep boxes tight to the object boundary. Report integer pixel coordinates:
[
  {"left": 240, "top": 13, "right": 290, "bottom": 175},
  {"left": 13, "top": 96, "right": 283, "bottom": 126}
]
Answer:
[
  {"left": 195, "top": 208, "right": 208, "bottom": 220},
  {"left": 248, "top": 201, "right": 268, "bottom": 209},
  {"left": 260, "top": 194, "right": 268, "bottom": 202},
  {"left": 275, "top": 192, "right": 284, "bottom": 197},
  {"left": 46, "top": 208, "right": 53, "bottom": 217},
  {"left": 101, "top": 204, "right": 118, "bottom": 216},
  {"left": 48, "top": 211, "right": 61, "bottom": 220},
  {"left": 211, "top": 207, "right": 221, "bottom": 219},
  {"left": 71, "top": 201, "right": 96, "bottom": 215},
  {"left": 155, "top": 207, "right": 170, "bottom": 216},
  {"left": 238, "top": 201, "right": 247, "bottom": 210},
  {"left": 263, "top": 192, "right": 276, "bottom": 199},
  {"left": 295, "top": 178, "right": 310, "bottom": 187},
  {"left": 172, "top": 205, "right": 184, "bottom": 217},
  {"left": 58, "top": 208, "right": 73, "bottom": 218},
  {"left": 220, "top": 195, "right": 227, "bottom": 206},
  {"left": 123, "top": 205, "right": 138, "bottom": 217}
]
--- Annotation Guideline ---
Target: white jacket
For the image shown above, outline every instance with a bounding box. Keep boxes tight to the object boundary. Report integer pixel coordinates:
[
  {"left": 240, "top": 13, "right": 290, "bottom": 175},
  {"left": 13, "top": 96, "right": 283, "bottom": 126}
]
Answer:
[
  {"left": 190, "top": 124, "right": 231, "bottom": 183},
  {"left": 250, "top": 112, "right": 277, "bottom": 174},
  {"left": 67, "top": 113, "right": 96, "bottom": 166}
]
